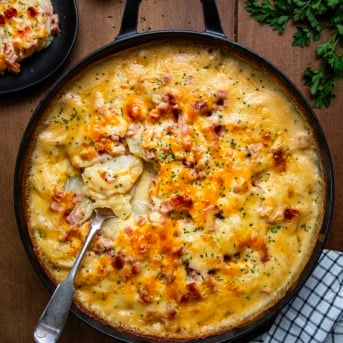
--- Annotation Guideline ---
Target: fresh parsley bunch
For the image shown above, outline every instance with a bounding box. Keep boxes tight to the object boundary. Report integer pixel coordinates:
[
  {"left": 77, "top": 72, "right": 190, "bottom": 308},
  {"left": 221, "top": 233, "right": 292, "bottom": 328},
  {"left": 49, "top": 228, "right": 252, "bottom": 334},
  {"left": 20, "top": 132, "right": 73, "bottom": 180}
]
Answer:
[{"left": 245, "top": 0, "right": 343, "bottom": 109}]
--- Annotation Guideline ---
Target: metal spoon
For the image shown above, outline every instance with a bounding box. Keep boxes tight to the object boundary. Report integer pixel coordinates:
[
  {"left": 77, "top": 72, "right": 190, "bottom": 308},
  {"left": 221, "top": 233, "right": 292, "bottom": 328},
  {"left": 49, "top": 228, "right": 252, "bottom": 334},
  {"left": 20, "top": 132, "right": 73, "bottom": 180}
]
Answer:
[{"left": 33, "top": 208, "right": 115, "bottom": 343}]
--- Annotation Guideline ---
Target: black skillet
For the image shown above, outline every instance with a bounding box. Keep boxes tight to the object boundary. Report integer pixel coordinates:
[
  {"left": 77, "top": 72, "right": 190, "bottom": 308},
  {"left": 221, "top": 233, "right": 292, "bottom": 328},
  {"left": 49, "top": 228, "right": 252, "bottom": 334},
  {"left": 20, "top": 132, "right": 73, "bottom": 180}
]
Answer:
[
  {"left": 0, "top": 0, "right": 78, "bottom": 94},
  {"left": 14, "top": 0, "right": 334, "bottom": 342}
]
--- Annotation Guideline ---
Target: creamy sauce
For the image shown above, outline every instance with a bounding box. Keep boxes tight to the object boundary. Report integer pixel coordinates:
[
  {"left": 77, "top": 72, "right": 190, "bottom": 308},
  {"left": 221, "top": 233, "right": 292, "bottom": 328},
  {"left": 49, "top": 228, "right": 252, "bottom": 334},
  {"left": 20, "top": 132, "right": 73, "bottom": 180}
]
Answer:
[{"left": 25, "top": 41, "right": 323, "bottom": 339}]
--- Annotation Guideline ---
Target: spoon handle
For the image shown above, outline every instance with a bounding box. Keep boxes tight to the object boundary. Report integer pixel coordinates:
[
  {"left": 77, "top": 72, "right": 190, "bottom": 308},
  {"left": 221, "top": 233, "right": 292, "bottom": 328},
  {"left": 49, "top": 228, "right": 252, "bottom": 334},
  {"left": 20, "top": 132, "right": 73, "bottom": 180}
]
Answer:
[
  {"left": 33, "top": 274, "right": 75, "bottom": 343},
  {"left": 33, "top": 214, "right": 106, "bottom": 343}
]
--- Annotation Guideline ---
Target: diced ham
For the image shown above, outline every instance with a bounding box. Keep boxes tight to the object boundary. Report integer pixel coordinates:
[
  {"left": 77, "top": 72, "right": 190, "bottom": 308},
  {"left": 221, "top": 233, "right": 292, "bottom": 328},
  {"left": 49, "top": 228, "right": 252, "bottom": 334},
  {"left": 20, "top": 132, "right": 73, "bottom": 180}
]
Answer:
[
  {"left": 167, "top": 306, "right": 177, "bottom": 320},
  {"left": 261, "top": 254, "right": 270, "bottom": 263},
  {"left": 183, "top": 139, "right": 192, "bottom": 151},
  {"left": 50, "top": 14, "right": 60, "bottom": 34},
  {"left": 161, "top": 74, "right": 172, "bottom": 84},
  {"left": 126, "top": 123, "right": 141, "bottom": 137},
  {"left": 27, "top": 6, "right": 38, "bottom": 18},
  {"left": 273, "top": 148, "right": 286, "bottom": 172},
  {"left": 183, "top": 262, "right": 201, "bottom": 280},
  {"left": 145, "top": 149, "right": 155, "bottom": 160},
  {"left": 61, "top": 227, "right": 78, "bottom": 242},
  {"left": 180, "top": 283, "right": 202, "bottom": 303},
  {"left": 217, "top": 89, "right": 227, "bottom": 100},
  {"left": 197, "top": 170, "right": 206, "bottom": 180},
  {"left": 135, "top": 216, "right": 147, "bottom": 226},
  {"left": 101, "top": 171, "right": 116, "bottom": 183},
  {"left": 3, "top": 42, "right": 19, "bottom": 72},
  {"left": 172, "top": 246, "right": 184, "bottom": 258},
  {"left": 112, "top": 253, "right": 125, "bottom": 269},
  {"left": 163, "top": 93, "right": 177, "bottom": 107},
  {"left": 182, "top": 158, "right": 195, "bottom": 168},
  {"left": 262, "top": 133, "right": 271, "bottom": 143},
  {"left": 214, "top": 90, "right": 228, "bottom": 108},
  {"left": 187, "top": 168, "right": 199, "bottom": 181},
  {"left": 94, "top": 137, "right": 126, "bottom": 157},
  {"left": 50, "top": 190, "right": 69, "bottom": 212},
  {"left": 156, "top": 101, "right": 169, "bottom": 114},
  {"left": 203, "top": 204, "right": 220, "bottom": 214},
  {"left": 139, "top": 244, "right": 149, "bottom": 254},
  {"left": 148, "top": 109, "right": 161, "bottom": 121},
  {"left": 213, "top": 125, "right": 224, "bottom": 136},
  {"left": 109, "top": 134, "right": 120, "bottom": 142},
  {"left": 49, "top": 201, "right": 63, "bottom": 212},
  {"left": 166, "top": 125, "right": 175, "bottom": 134},
  {"left": 153, "top": 93, "right": 180, "bottom": 122},
  {"left": 171, "top": 195, "right": 193, "bottom": 208},
  {"left": 52, "top": 190, "right": 66, "bottom": 202},
  {"left": 72, "top": 193, "right": 82, "bottom": 204},
  {"left": 192, "top": 100, "right": 210, "bottom": 116},
  {"left": 162, "top": 273, "right": 176, "bottom": 284},
  {"left": 139, "top": 290, "right": 152, "bottom": 304},
  {"left": 130, "top": 261, "right": 141, "bottom": 275},
  {"left": 159, "top": 201, "right": 173, "bottom": 214},
  {"left": 284, "top": 208, "right": 300, "bottom": 221},
  {"left": 93, "top": 235, "right": 113, "bottom": 252},
  {"left": 17, "top": 27, "right": 31, "bottom": 37},
  {"left": 177, "top": 113, "right": 190, "bottom": 136},
  {"left": 161, "top": 145, "right": 170, "bottom": 153},
  {"left": 65, "top": 208, "right": 85, "bottom": 226},
  {"left": 4, "top": 8, "right": 17, "bottom": 19},
  {"left": 124, "top": 226, "right": 134, "bottom": 236}
]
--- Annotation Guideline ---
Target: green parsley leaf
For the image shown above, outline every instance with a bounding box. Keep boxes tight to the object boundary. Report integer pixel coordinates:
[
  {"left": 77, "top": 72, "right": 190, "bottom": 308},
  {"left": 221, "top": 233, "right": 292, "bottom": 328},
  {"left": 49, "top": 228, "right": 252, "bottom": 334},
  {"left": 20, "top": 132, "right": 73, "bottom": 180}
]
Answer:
[
  {"left": 245, "top": 0, "right": 290, "bottom": 33},
  {"left": 292, "top": 26, "right": 311, "bottom": 47},
  {"left": 245, "top": 0, "right": 343, "bottom": 109},
  {"left": 328, "top": 0, "right": 340, "bottom": 8}
]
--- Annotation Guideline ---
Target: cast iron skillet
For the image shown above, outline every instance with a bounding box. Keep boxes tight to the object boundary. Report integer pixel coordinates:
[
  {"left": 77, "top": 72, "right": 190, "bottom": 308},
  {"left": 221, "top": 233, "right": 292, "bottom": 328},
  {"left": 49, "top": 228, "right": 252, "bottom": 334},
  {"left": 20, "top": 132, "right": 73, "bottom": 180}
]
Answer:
[
  {"left": 0, "top": 0, "right": 78, "bottom": 95},
  {"left": 14, "top": 0, "right": 334, "bottom": 342}
]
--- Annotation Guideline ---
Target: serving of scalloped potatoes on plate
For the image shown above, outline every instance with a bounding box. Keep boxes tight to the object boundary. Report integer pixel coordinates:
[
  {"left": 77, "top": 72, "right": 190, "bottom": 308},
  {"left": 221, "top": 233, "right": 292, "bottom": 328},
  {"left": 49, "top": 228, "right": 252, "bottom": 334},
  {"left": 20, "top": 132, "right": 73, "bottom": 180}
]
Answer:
[{"left": 0, "top": 0, "right": 59, "bottom": 74}]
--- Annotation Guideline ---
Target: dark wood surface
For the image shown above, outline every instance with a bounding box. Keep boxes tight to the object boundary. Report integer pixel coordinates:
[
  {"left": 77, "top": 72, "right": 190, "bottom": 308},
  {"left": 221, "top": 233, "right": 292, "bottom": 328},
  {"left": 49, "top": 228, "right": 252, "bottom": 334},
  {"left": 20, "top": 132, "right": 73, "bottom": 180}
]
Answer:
[{"left": 0, "top": 1, "right": 341, "bottom": 342}]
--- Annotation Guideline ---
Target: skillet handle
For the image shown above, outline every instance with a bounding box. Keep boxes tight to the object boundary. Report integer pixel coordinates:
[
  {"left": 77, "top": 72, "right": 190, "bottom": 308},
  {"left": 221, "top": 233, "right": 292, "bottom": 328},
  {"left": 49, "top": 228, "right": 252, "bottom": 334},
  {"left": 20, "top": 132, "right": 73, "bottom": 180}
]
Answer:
[
  {"left": 200, "top": 0, "right": 225, "bottom": 36},
  {"left": 117, "top": 0, "right": 225, "bottom": 39},
  {"left": 117, "top": 0, "right": 142, "bottom": 38}
]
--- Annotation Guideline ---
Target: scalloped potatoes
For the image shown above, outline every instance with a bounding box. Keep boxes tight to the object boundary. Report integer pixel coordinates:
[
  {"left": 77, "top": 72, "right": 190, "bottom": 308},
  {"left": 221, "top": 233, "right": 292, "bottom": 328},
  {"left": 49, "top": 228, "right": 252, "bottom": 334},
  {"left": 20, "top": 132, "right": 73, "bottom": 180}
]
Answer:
[
  {"left": 25, "top": 41, "right": 324, "bottom": 339},
  {"left": 0, "top": 0, "right": 59, "bottom": 74}
]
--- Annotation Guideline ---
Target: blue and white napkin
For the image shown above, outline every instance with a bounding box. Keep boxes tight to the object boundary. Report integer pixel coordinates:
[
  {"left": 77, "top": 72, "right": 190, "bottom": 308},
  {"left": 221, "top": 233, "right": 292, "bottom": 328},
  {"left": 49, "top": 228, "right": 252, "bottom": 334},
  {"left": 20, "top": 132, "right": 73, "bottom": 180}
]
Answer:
[{"left": 250, "top": 249, "right": 343, "bottom": 343}]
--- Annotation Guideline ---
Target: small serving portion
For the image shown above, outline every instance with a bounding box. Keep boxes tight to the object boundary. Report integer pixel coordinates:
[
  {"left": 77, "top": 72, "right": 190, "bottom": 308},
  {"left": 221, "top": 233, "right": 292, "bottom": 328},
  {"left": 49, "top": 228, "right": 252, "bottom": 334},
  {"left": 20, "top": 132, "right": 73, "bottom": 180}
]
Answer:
[
  {"left": 0, "top": 0, "right": 59, "bottom": 74},
  {"left": 24, "top": 41, "right": 324, "bottom": 340}
]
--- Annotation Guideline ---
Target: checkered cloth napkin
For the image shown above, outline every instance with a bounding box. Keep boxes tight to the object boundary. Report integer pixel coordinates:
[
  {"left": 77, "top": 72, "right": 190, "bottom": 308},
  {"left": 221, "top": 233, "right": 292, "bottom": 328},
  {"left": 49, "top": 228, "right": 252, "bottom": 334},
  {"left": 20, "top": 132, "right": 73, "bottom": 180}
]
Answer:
[{"left": 250, "top": 249, "right": 343, "bottom": 343}]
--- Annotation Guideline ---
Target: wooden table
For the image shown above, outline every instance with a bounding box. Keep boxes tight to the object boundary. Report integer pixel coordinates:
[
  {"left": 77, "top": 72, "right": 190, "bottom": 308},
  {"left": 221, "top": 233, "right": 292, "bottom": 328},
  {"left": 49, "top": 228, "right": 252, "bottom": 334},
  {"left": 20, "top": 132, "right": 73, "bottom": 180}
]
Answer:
[{"left": 0, "top": 1, "right": 341, "bottom": 342}]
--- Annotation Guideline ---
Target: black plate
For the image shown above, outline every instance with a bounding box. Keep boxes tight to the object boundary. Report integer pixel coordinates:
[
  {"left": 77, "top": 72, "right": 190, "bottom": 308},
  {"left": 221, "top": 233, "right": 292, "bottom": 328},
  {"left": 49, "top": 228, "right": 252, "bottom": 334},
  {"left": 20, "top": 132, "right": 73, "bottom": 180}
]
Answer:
[{"left": 0, "top": 0, "right": 78, "bottom": 94}]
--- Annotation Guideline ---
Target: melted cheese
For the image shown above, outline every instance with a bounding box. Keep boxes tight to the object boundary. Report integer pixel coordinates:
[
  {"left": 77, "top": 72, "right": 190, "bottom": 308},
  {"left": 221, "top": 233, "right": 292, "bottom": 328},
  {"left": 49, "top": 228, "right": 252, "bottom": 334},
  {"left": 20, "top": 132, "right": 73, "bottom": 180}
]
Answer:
[
  {"left": 0, "top": 0, "right": 59, "bottom": 74},
  {"left": 25, "top": 41, "right": 324, "bottom": 339}
]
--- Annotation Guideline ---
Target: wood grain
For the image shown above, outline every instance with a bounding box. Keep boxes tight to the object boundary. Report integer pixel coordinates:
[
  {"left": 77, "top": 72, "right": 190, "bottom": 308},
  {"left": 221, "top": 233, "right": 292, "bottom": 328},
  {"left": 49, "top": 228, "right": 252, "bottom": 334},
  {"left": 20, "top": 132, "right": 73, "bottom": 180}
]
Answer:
[
  {"left": 0, "top": 1, "right": 340, "bottom": 342},
  {"left": 237, "top": 2, "right": 343, "bottom": 251}
]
